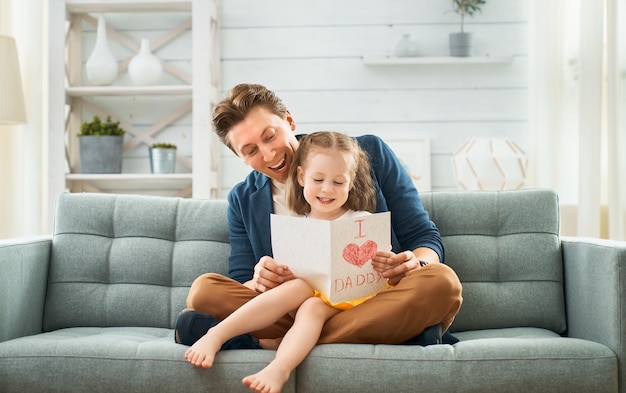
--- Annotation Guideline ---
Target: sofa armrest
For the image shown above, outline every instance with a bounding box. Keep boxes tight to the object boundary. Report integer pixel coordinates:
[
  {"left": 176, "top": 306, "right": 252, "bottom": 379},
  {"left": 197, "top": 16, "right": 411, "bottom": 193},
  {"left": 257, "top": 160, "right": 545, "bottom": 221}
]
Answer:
[
  {"left": 0, "top": 236, "right": 52, "bottom": 343},
  {"left": 562, "top": 236, "right": 626, "bottom": 390}
]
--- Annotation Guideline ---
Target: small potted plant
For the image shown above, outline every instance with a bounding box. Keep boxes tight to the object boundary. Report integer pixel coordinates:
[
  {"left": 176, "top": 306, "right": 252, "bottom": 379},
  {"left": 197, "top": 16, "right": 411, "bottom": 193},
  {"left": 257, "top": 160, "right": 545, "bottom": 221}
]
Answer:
[
  {"left": 149, "top": 142, "right": 177, "bottom": 174},
  {"left": 78, "top": 115, "right": 125, "bottom": 173},
  {"left": 450, "top": 0, "right": 486, "bottom": 57}
]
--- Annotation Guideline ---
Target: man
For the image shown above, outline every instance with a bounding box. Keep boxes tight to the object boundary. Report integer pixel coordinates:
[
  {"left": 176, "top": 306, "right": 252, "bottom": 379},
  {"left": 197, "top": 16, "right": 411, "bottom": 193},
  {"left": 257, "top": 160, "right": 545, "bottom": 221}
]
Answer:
[{"left": 176, "top": 83, "right": 462, "bottom": 349}]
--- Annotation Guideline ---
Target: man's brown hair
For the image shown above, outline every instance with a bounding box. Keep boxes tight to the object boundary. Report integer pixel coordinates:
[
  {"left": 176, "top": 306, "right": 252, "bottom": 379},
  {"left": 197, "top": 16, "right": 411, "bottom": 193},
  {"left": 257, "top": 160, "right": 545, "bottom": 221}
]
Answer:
[{"left": 212, "top": 84, "right": 287, "bottom": 154}]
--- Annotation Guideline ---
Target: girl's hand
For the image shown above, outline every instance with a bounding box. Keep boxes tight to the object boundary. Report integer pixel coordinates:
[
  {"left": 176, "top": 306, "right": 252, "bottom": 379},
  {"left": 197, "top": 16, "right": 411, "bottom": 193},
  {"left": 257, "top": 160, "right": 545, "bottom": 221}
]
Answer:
[
  {"left": 250, "top": 256, "right": 294, "bottom": 292},
  {"left": 371, "top": 250, "right": 423, "bottom": 286}
]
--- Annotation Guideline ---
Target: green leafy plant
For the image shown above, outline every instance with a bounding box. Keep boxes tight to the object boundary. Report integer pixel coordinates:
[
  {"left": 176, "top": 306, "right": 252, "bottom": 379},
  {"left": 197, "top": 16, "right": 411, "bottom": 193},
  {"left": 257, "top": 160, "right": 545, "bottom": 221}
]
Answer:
[
  {"left": 79, "top": 115, "right": 125, "bottom": 136},
  {"left": 452, "top": 0, "right": 486, "bottom": 33},
  {"left": 151, "top": 142, "right": 177, "bottom": 149}
]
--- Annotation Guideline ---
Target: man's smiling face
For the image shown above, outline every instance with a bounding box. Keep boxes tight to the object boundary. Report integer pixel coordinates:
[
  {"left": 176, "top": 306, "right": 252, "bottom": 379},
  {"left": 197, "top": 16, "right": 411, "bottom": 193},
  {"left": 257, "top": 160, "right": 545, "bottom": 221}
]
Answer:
[{"left": 228, "top": 105, "right": 299, "bottom": 184}]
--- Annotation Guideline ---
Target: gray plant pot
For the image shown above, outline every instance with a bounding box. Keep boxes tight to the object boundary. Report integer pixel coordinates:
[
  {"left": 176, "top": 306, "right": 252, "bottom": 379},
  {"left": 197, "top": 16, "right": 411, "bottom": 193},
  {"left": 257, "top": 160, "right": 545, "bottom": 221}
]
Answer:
[
  {"left": 149, "top": 148, "right": 176, "bottom": 174},
  {"left": 79, "top": 135, "right": 123, "bottom": 174},
  {"left": 449, "top": 32, "right": 473, "bottom": 57}
]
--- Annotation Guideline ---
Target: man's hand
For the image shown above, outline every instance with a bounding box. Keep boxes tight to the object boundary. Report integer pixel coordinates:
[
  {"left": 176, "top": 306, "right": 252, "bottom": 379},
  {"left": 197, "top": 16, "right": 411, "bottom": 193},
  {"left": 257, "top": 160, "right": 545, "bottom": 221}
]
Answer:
[
  {"left": 371, "top": 247, "right": 439, "bottom": 286},
  {"left": 246, "top": 256, "right": 294, "bottom": 293}
]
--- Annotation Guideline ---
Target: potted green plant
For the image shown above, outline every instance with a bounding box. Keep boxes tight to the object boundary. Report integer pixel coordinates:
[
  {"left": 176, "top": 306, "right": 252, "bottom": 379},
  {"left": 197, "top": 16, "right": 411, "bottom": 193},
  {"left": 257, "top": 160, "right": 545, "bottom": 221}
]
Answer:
[
  {"left": 149, "top": 142, "right": 177, "bottom": 174},
  {"left": 450, "top": 0, "right": 486, "bottom": 57},
  {"left": 78, "top": 115, "right": 125, "bottom": 173}
]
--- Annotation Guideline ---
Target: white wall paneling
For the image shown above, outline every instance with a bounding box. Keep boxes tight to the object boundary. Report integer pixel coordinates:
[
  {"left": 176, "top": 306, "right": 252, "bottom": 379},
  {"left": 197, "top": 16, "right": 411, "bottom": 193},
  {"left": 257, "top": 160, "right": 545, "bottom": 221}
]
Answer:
[
  {"left": 222, "top": 59, "right": 528, "bottom": 90},
  {"left": 221, "top": 24, "right": 527, "bottom": 59},
  {"left": 221, "top": 0, "right": 527, "bottom": 27},
  {"left": 218, "top": 0, "right": 529, "bottom": 196}
]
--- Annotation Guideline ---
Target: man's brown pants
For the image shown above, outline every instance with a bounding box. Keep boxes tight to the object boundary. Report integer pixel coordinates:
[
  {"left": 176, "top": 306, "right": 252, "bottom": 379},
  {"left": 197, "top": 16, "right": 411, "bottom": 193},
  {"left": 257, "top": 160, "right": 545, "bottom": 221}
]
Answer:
[{"left": 186, "top": 263, "right": 462, "bottom": 344}]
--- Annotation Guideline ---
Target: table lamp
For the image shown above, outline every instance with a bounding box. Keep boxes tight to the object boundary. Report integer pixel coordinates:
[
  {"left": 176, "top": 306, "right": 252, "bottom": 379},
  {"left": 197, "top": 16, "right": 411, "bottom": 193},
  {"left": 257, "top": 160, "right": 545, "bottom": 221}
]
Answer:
[{"left": 0, "top": 35, "right": 27, "bottom": 124}]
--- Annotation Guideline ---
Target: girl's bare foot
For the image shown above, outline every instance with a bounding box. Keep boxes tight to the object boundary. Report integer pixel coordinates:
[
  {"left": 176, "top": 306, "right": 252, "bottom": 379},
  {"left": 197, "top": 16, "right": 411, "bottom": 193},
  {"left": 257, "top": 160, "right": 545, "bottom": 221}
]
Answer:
[
  {"left": 242, "top": 362, "right": 290, "bottom": 393},
  {"left": 184, "top": 333, "right": 222, "bottom": 368}
]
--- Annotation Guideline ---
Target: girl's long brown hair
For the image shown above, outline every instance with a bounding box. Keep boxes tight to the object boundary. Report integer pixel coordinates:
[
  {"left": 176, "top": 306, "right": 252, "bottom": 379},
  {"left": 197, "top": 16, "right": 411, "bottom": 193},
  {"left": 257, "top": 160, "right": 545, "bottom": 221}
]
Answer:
[{"left": 286, "top": 131, "right": 377, "bottom": 215}]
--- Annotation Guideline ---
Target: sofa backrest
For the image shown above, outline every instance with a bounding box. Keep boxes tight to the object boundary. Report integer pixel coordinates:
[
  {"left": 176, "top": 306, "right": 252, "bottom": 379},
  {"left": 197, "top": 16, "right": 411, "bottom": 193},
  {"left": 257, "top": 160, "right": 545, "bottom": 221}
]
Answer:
[
  {"left": 44, "top": 189, "right": 566, "bottom": 335},
  {"left": 43, "top": 193, "right": 231, "bottom": 331},
  {"left": 420, "top": 189, "right": 566, "bottom": 334}
]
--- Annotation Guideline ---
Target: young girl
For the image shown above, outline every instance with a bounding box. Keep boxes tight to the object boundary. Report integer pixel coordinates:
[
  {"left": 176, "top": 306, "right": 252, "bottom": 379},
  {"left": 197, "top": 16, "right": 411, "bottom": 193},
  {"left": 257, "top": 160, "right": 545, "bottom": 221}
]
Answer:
[{"left": 185, "top": 131, "right": 381, "bottom": 393}]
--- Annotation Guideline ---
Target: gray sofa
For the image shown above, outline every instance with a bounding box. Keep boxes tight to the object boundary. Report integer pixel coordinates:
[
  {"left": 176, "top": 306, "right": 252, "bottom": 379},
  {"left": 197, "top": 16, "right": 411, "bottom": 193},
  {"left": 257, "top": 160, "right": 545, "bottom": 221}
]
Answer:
[{"left": 1, "top": 189, "right": 625, "bottom": 393}]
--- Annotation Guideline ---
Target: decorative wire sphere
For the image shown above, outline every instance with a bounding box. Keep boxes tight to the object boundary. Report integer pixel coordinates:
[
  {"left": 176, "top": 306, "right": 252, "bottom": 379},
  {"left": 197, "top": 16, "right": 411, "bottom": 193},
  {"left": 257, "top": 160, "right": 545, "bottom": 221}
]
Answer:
[{"left": 452, "top": 138, "right": 528, "bottom": 190}]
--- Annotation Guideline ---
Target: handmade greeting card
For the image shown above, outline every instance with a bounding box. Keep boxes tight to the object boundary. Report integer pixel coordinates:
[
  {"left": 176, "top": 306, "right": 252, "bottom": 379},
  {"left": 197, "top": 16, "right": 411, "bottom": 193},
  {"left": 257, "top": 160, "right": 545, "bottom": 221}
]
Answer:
[{"left": 271, "top": 212, "right": 391, "bottom": 304}]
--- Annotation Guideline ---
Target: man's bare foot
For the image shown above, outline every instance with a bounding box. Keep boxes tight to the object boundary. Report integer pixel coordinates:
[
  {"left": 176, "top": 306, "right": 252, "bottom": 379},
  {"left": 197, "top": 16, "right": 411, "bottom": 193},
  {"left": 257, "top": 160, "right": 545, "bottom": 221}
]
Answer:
[
  {"left": 184, "top": 333, "right": 222, "bottom": 368},
  {"left": 242, "top": 363, "right": 290, "bottom": 393}
]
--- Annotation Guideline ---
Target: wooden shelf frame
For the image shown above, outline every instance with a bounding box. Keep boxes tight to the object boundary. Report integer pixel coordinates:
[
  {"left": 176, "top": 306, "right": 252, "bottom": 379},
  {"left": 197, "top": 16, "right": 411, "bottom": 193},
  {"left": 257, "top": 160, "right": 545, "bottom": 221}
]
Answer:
[
  {"left": 63, "top": 4, "right": 198, "bottom": 177},
  {"left": 47, "top": 0, "right": 221, "bottom": 230},
  {"left": 66, "top": 173, "right": 193, "bottom": 197},
  {"left": 74, "top": 99, "right": 194, "bottom": 170},
  {"left": 66, "top": 0, "right": 194, "bottom": 13},
  {"left": 66, "top": 85, "right": 193, "bottom": 96},
  {"left": 66, "top": 12, "right": 193, "bottom": 87}
]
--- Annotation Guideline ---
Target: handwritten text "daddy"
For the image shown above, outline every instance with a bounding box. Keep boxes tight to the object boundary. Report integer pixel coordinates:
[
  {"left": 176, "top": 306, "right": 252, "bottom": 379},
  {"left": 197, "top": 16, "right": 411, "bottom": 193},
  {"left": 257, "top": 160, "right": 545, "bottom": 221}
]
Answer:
[{"left": 334, "top": 271, "right": 384, "bottom": 293}]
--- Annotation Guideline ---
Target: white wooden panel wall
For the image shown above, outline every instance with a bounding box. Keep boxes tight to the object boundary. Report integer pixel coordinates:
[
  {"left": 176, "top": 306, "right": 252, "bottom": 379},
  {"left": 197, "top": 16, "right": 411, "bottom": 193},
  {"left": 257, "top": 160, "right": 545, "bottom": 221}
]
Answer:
[{"left": 219, "top": 0, "right": 529, "bottom": 196}]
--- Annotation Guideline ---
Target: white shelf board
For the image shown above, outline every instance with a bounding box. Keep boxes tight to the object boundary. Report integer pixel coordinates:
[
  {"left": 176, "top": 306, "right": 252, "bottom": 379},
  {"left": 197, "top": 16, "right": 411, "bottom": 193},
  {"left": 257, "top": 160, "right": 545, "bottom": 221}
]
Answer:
[
  {"left": 66, "top": 0, "right": 192, "bottom": 13},
  {"left": 66, "top": 173, "right": 192, "bottom": 191},
  {"left": 66, "top": 85, "right": 192, "bottom": 97},
  {"left": 362, "top": 56, "right": 515, "bottom": 66}
]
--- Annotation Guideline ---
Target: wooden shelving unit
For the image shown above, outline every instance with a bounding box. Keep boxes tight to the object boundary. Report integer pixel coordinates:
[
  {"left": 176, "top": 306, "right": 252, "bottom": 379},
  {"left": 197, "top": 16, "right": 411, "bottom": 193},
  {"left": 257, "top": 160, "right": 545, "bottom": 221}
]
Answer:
[
  {"left": 66, "top": 173, "right": 194, "bottom": 196},
  {"left": 65, "top": 85, "right": 195, "bottom": 96},
  {"left": 47, "top": 0, "right": 221, "bottom": 225}
]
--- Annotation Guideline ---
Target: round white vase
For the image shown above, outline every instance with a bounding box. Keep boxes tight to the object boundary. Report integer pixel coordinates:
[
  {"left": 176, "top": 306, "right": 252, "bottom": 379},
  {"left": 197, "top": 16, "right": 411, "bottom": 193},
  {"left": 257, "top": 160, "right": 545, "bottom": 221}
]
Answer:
[
  {"left": 395, "top": 34, "right": 419, "bottom": 57},
  {"left": 85, "top": 14, "right": 118, "bottom": 86},
  {"left": 128, "top": 39, "right": 163, "bottom": 86}
]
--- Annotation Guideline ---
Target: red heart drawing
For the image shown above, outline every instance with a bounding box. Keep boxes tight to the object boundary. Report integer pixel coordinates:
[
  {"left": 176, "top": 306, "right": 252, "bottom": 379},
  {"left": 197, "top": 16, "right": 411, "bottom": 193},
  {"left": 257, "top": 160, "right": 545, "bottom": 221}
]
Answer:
[{"left": 342, "top": 240, "right": 378, "bottom": 268}]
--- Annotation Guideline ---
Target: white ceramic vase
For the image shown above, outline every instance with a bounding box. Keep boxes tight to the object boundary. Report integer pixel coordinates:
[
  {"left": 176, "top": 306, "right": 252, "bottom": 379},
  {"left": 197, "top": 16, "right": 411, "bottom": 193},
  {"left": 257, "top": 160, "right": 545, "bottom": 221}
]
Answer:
[
  {"left": 128, "top": 39, "right": 163, "bottom": 86},
  {"left": 85, "top": 14, "right": 118, "bottom": 85},
  {"left": 395, "top": 34, "right": 419, "bottom": 57}
]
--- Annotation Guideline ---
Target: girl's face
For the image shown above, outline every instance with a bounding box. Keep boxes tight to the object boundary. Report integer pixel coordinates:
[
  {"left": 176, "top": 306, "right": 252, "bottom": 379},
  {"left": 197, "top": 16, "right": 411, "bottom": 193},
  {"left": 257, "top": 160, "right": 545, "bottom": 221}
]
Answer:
[{"left": 297, "top": 148, "right": 354, "bottom": 220}]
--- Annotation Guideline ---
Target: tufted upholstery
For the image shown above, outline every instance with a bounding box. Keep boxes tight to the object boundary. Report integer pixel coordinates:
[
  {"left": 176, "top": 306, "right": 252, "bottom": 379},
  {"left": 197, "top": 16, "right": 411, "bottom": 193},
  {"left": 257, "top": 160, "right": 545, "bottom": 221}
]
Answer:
[
  {"left": 44, "top": 190, "right": 566, "bottom": 334},
  {"left": 420, "top": 189, "right": 565, "bottom": 333},
  {"left": 43, "top": 193, "right": 231, "bottom": 331}
]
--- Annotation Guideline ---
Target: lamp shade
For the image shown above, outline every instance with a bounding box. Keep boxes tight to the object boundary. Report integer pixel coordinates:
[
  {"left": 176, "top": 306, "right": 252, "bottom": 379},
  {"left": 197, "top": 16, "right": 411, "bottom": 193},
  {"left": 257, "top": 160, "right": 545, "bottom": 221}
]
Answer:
[
  {"left": 452, "top": 138, "right": 528, "bottom": 190},
  {"left": 0, "top": 35, "right": 27, "bottom": 124}
]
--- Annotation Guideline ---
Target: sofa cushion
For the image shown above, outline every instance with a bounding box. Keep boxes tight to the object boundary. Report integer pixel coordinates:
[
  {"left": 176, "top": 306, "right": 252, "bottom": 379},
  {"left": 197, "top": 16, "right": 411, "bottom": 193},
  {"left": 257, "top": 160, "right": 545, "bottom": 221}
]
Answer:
[
  {"left": 0, "top": 327, "right": 293, "bottom": 393},
  {"left": 295, "top": 335, "right": 616, "bottom": 393},
  {"left": 43, "top": 193, "right": 231, "bottom": 331},
  {"left": 420, "top": 189, "right": 566, "bottom": 334}
]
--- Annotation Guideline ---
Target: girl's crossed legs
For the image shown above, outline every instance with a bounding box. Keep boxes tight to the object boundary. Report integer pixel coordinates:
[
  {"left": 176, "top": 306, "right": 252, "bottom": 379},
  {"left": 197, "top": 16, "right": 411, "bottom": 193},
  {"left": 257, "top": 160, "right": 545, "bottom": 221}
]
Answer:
[
  {"left": 184, "top": 278, "right": 340, "bottom": 393},
  {"left": 243, "top": 295, "right": 339, "bottom": 393}
]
